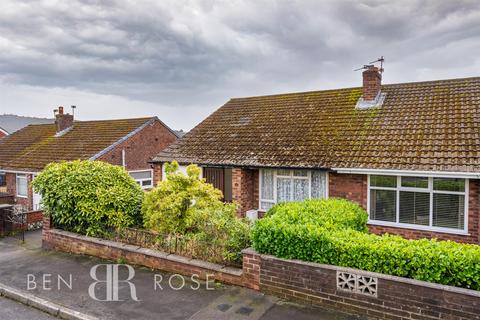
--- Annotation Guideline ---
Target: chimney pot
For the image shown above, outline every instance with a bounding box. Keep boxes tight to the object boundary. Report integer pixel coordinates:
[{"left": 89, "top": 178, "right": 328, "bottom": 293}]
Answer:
[
  {"left": 362, "top": 66, "right": 382, "bottom": 101},
  {"left": 54, "top": 106, "right": 73, "bottom": 134}
]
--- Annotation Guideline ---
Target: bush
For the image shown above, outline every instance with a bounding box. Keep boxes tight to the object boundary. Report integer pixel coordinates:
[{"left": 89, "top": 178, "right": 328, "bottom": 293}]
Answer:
[
  {"left": 142, "top": 161, "right": 250, "bottom": 264},
  {"left": 252, "top": 198, "right": 480, "bottom": 290},
  {"left": 33, "top": 160, "right": 144, "bottom": 236}
]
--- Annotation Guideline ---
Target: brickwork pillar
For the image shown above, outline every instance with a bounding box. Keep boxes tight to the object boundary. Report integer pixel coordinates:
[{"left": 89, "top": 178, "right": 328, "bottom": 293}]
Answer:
[
  {"left": 242, "top": 249, "right": 260, "bottom": 291},
  {"left": 232, "top": 168, "right": 258, "bottom": 216},
  {"left": 153, "top": 163, "right": 163, "bottom": 187}
]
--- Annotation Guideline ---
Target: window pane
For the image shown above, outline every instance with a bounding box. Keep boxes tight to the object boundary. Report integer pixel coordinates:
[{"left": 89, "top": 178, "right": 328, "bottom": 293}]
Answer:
[
  {"left": 311, "top": 171, "right": 327, "bottom": 199},
  {"left": 129, "top": 171, "right": 152, "bottom": 180},
  {"left": 277, "top": 178, "right": 292, "bottom": 202},
  {"left": 276, "top": 169, "right": 290, "bottom": 176},
  {"left": 17, "top": 175, "right": 28, "bottom": 197},
  {"left": 370, "top": 189, "right": 396, "bottom": 222},
  {"left": 399, "top": 191, "right": 429, "bottom": 225},
  {"left": 401, "top": 176, "right": 428, "bottom": 189},
  {"left": 141, "top": 180, "right": 152, "bottom": 187},
  {"left": 293, "top": 170, "right": 308, "bottom": 177},
  {"left": 261, "top": 169, "right": 274, "bottom": 200},
  {"left": 370, "top": 175, "right": 396, "bottom": 188},
  {"left": 293, "top": 178, "right": 309, "bottom": 201},
  {"left": 433, "top": 194, "right": 464, "bottom": 229},
  {"left": 261, "top": 201, "right": 274, "bottom": 211},
  {"left": 433, "top": 178, "right": 465, "bottom": 192}
]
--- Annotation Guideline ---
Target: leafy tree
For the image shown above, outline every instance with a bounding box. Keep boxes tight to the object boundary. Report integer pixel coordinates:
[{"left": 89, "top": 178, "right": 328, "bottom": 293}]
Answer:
[
  {"left": 142, "top": 161, "right": 251, "bottom": 263},
  {"left": 143, "top": 161, "right": 224, "bottom": 234},
  {"left": 33, "top": 160, "right": 143, "bottom": 236}
]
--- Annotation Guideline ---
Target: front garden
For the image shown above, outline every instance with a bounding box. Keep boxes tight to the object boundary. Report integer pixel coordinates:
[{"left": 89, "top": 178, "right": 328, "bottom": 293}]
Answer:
[
  {"left": 33, "top": 160, "right": 250, "bottom": 266},
  {"left": 34, "top": 160, "right": 480, "bottom": 290}
]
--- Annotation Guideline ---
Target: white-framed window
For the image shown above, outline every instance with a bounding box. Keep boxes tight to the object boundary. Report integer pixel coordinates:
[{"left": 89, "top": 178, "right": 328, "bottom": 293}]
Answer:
[
  {"left": 259, "top": 169, "right": 327, "bottom": 211},
  {"left": 129, "top": 170, "right": 153, "bottom": 189},
  {"left": 16, "top": 173, "right": 28, "bottom": 198},
  {"left": 368, "top": 175, "right": 468, "bottom": 234}
]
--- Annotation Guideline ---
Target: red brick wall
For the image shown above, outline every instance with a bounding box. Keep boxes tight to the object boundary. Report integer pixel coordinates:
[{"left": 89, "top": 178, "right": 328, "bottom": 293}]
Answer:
[
  {"left": 6, "top": 172, "right": 33, "bottom": 211},
  {"left": 0, "top": 131, "right": 6, "bottom": 139},
  {"left": 232, "top": 168, "right": 259, "bottom": 216},
  {"left": 98, "top": 119, "right": 177, "bottom": 171},
  {"left": 42, "top": 215, "right": 257, "bottom": 290},
  {"left": 153, "top": 163, "right": 163, "bottom": 187},
  {"left": 245, "top": 248, "right": 480, "bottom": 320},
  {"left": 329, "top": 173, "right": 368, "bottom": 209}
]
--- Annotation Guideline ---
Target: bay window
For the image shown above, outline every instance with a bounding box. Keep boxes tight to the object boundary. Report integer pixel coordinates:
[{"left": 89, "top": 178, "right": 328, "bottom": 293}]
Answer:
[
  {"left": 369, "top": 175, "right": 467, "bottom": 233},
  {"left": 260, "top": 169, "right": 327, "bottom": 211}
]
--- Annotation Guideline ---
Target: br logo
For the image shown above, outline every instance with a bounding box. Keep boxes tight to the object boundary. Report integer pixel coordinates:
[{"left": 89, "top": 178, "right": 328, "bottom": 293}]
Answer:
[{"left": 88, "top": 264, "right": 140, "bottom": 301}]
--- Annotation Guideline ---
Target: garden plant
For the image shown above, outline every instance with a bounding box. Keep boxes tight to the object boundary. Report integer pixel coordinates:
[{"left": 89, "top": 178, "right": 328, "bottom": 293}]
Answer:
[
  {"left": 252, "top": 198, "right": 480, "bottom": 290},
  {"left": 33, "top": 160, "right": 144, "bottom": 237}
]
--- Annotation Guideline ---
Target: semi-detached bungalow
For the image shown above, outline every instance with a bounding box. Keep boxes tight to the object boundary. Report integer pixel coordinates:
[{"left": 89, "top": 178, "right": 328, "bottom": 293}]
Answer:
[
  {"left": 0, "top": 107, "right": 179, "bottom": 213},
  {"left": 152, "top": 67, "right": 480, "bottom": 244}
]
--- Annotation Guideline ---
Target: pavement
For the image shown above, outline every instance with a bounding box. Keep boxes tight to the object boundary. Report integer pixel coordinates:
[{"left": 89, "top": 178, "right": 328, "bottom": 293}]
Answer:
[
  {"left": 0, "top": 296, "right": 56, "bottom": 320},
  {"left": 0, "top": 230, "right": 357, "bottom": 320}
]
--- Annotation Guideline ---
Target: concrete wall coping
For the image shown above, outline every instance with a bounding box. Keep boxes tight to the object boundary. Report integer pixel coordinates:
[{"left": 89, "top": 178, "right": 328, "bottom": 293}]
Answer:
[
  {"left": 50, "top": 228, "right": 243, "bottom": 277},
  {"left": 242, "top": 248, "right": 480, "bottom": 298}
]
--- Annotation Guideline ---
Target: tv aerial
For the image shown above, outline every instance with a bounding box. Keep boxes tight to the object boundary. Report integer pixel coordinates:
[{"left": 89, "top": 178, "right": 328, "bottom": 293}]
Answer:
[{"left": 354, "top": 56, "right": 385, "bottom": 73}]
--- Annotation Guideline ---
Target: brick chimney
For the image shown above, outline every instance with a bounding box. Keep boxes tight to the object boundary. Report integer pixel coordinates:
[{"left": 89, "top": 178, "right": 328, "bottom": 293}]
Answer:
[
  {"left": 55, "top": 106, "right": 74, "bottom": 133},
  {"left": 362, "top": 66, "right": 382, "bottom": 101}
]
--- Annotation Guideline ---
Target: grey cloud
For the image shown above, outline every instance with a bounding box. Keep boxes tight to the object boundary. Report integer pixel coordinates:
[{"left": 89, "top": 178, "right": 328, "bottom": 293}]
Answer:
[{"left": 0, "top": 0, "right": 479, "bottom": 128}]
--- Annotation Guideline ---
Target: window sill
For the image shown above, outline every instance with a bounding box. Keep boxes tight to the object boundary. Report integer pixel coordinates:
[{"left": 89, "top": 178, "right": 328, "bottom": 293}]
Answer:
[
  {"left": 16, "top": 195, "right": 28, "bottom": 199},
  {"left": 368, "top": 220, "right": 470, "bottom": 236}
]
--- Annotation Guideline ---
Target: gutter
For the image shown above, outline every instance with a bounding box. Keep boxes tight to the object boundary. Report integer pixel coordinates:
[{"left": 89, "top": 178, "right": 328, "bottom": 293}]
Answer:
[{"left": 332, "top": 167, "right": 480, "bottom": 179}]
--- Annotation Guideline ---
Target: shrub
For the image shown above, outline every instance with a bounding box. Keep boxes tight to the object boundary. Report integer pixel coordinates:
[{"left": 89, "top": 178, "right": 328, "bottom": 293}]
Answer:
[
  {"left": 142, "top": 161, "right": 250, "bottom": 264},
  {"left": 33, "top": 160, "right": 144, "bottom": 236},
  {"left": 252, "top": 198, "right": 480, "bottom": 290}
]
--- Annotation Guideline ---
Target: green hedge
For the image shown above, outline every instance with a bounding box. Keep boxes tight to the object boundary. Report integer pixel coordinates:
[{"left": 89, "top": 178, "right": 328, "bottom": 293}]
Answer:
[
  {"left": 252, "top": 198, "right": 480, "bottom": 290},
  {"left": 33, "top": 160, "right": 144, "bottom": 237}
]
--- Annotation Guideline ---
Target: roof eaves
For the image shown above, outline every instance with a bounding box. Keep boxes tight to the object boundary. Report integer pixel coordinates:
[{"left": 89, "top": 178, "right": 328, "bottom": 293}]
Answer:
[{"left": 89, "top": 117, "right": 156, "bottom": 161}]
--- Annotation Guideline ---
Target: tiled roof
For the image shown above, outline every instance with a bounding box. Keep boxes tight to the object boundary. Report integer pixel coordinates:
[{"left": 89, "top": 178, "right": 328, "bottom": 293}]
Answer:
[
  {"left": 0, "top": 117, "right": 155, "bottom": 171},
  {"left": 153, "top": 77, "right": 480, "bottom": 173}
]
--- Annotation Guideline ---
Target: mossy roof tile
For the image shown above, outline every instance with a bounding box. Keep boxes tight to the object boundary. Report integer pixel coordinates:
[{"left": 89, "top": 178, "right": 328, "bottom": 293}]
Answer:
[
  {"left": 0, "top": 117, "right": 154, "bottom": 171},
  {"left": 153, "top": 77, "right": 480, "bottom": 172}
]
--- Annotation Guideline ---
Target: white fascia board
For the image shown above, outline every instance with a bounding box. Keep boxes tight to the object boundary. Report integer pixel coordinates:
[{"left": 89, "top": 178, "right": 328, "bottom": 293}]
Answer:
[
  {"left": 0, "top": 169, "right": 39, "bottom": 175},
  {"left": 332, "top": 168, "right": 480, "bottom": 179}
]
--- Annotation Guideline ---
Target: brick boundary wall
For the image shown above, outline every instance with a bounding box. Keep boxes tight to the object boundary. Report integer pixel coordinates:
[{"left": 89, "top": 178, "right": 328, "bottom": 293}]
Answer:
[
  {"left": 42, "top": 213, "right": 480, "bottom": 320},
  {"left": 41, "top": 215, "right": 256, "bottom": 290},
  {"left": 243, "top": 248, "right": 480, "bottom": 320}
]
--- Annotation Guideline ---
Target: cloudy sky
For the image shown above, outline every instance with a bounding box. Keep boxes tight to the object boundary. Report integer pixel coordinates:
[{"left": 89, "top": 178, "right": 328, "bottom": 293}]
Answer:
[{"left": 1, "top": 0, "right": 479, "bottom": 130}]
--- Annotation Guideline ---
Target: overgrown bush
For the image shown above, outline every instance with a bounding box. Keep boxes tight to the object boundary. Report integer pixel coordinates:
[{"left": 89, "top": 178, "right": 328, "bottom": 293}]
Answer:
[
  {"left": 142, "top": 161, "right": 250, "bottom": 264},
  {"left": 33, "top": 160, "right": 143, "bottom": 237},
  {"left": 252, "top": 198, "right": 480, "bottom": 290}
]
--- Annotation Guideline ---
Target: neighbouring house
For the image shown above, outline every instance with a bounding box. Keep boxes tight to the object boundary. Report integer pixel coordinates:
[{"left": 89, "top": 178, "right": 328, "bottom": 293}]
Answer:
[
  {"left": 0, "top": 114, "right": 54, "bottom": 135},
  {"left": 152, "top": 67, "right": 480, "bottom": 244},
  {"left": 0, "top": 106, "right": 179, "bottom": 217},
  {"left": 0, "top": 127, "right": 7, "bottom": 139}
]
